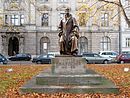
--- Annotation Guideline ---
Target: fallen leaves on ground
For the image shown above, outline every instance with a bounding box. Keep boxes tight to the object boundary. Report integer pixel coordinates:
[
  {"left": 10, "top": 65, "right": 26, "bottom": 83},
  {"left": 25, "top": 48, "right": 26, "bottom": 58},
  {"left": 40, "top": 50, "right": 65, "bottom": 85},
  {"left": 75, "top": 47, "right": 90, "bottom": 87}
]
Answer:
[{"left": 0, "top": 64, "right": 129, "bottom": 98}]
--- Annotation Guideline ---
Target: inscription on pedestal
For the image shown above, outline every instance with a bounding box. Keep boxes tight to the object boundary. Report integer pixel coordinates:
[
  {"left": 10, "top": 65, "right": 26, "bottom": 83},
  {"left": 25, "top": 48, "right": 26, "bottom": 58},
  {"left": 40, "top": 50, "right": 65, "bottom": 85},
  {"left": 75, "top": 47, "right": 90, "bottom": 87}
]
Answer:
[{"left": 52, "top": 55, "right": 86, "bottom": 74}]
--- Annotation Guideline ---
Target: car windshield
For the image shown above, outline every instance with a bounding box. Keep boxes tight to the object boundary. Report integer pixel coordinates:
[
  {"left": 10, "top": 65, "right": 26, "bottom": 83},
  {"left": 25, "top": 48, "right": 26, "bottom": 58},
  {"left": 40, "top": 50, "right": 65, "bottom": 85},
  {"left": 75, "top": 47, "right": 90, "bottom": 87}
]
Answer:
[
  {"left": 39, "top": 55, "right": 47, "bottom": 58},
  {"left": 0, "top": 54, "right": 4, "bottom": 58},
  {"left": 16, "top": 54, "right": 23, "bottom": 57},
  {"left": 83, "top": 53, "right": 93, "bottom": 57},
  {"left": 126, "top": 54, "right": 130, "bottom": 58},
  {"left": 48, "top": 54, "right": 54, "bottom": 58},
  {"left": 94, "top": 54, "right": 100, "bottom": 57},
  {"left": 112, "top": 52, "right": 118, "bottom": 55},
  {"left": 99, "top": 51, "right": 118, "bottom": 55},
  {"left": 0, "top": 56, "right": 3, "bottom": 59}
]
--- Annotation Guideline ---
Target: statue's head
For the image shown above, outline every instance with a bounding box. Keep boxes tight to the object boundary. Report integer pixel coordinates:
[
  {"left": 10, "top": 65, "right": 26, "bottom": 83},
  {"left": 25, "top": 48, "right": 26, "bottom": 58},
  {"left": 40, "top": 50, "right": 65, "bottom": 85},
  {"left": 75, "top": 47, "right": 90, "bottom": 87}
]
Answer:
[{"left": 65, "top": 8, "right": 70, "bottom": 17}]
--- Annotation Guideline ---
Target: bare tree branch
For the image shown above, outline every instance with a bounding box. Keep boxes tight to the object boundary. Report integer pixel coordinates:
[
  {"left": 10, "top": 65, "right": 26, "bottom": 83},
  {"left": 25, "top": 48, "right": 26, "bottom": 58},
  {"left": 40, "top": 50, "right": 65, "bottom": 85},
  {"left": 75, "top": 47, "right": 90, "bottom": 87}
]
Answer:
[
  {"left": 98, "top": 0, "right": 130, "bottom": 27},
  {"left": 89, "top": 3, "right": 109, "bottom": 18},
  {"left": 98, "top": 0, "right": 120, "bottom": 6},
  {"left": 111, "top": 5, "right": 130, "bottom": 19}
]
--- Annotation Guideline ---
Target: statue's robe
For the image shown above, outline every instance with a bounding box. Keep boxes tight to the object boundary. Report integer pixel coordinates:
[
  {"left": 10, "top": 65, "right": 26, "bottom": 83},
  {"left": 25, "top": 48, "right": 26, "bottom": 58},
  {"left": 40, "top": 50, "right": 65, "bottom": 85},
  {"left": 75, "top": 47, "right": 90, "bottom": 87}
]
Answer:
[{"left": 58, "top": 14, "right": 79, "bottom": 55}]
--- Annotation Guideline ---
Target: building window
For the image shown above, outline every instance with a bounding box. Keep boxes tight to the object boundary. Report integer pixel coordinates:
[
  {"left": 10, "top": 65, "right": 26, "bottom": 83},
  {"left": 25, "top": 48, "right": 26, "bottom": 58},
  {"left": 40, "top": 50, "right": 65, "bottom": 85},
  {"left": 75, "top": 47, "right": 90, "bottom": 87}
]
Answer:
[
  {"left": 11, "top": 0, "right": 19, "bottom": 2},
  {"left": 11, "top": 15, "right": 19, "bottom": 25},
  {"left": 60, "top": 13, "right": 65, "bottom": 19},
  {"left": 5, "top": 15, "right": 8, "bottom": 25},
  {"left": 40, "top": 37, "right": 50, "bottom": 54},
  {"left": 10, "top": 0, "right": 20, "bottom": 3},
  {"left": 126, "top": 38, "right": 130, "bottom": 47},
  {"left": 100, "top": 36, "right": 111, "bottom": 51},
  {"left": 39, "top": 0, "right": 48, "bottom": 2},
  {"left": 59, "top": 0, "right": 68, "bottom": 3},
  {"left": 41, "top": 13, "right": 49, "bottom": 27},
  {"left": 59, "top": 13, "right": 65, "bottom": 24},
  {"left": 20, "top": 15, "right": 24, "bottom": 26},
  {"left": 101, "top": 13, "right": 109, "bottom": 27},
  {"left": 78, "top": 36, "right": 88, "bottom": 54},
  {"left": 78, "top": 0, "right": 88, "bottom": 3}
]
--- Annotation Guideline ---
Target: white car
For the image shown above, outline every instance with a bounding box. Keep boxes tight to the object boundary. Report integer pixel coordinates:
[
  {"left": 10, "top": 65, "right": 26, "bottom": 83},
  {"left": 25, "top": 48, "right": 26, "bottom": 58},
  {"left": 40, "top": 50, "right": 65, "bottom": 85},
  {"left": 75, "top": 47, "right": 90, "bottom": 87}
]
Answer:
[
  {"left": 82, "top": 52, "right": 112, "bottom": 64},
  {"left": 98, "top": 51, "right": 118, "bottom": 58}
]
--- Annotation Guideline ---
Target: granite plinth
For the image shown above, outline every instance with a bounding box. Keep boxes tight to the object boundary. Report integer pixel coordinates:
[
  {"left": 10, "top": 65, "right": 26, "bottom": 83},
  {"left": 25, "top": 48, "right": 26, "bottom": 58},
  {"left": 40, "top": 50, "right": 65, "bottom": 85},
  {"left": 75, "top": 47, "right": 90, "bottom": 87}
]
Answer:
[
  {"left": 20, "top": 55, "right": 119, "bottom": 94},
  {"left": 20, "top": 76, "right": 119, "bottom": 94},
  {"left": 36, "top": 74, "right": 102, "bottom": 85},
  {"left": 51, "top": 55, "right": 86, "bottom": 74}
]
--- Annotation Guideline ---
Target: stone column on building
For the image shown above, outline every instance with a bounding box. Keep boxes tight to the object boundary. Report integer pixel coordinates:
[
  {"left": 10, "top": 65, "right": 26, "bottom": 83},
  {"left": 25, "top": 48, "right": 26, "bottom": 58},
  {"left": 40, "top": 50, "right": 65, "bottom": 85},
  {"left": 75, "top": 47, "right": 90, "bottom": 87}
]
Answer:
[
  {"left": 18, "top": 35, "right": 24, "bottom": 53},
  {"left": 29, "top": 0, "right": 36, "bottom": 25},
  {"left": 70, "top": 0, "right": 76, "bottom": 15},
  {"left": 51, "top": 0, "right": 57, "bottom": 30},
  {"left": 1, "top": 35, "right": 7, "bottom": 55}
]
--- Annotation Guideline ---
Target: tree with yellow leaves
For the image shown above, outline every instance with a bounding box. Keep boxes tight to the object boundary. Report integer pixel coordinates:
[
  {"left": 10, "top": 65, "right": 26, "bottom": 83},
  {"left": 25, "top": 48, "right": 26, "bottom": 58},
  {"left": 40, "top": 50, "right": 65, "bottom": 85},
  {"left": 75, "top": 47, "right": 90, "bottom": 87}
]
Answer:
[
  {"left": 98, "top": 0, "right": 130, "bottom": 27},
  {"left": 77, "top": 0, "right": 130, "bottom": 27},
  {"left": 77, "top": 0, "right": 120, "bottom": 27}
]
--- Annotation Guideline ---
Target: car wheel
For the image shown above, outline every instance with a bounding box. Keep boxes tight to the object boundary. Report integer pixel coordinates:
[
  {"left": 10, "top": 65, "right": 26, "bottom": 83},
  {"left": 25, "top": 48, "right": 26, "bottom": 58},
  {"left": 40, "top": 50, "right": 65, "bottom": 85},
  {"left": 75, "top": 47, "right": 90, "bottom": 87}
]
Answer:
[
  {"left": 36, "top": 61, "right": 41, "bottom": 64},
  {"left": 3, "top": 61, "right": 7, "bottom": 64},
  {"left": 0, "top": 62, "right": 3, "bottom": 64},
  {"left": 48, "top": 61, "right": 51, "bottom": 64},
  {"left": 120, "top": 60, "right": 124, "bottom": 64},
  {"left": 86, "top": 60, "right": 89, "bottom": 64},
  {"left": 103, "top": 60, "right": 108, "bottom": 64}
]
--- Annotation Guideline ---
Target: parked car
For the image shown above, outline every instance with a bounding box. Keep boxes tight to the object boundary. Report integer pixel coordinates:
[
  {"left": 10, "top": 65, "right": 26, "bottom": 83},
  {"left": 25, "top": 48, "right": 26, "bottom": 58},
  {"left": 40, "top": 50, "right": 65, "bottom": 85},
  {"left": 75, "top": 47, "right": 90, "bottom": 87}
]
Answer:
[
  {"left": 122, "top": 51, "right": 130, "bottom": 54},
  {"left": 115, "top": 53, "right": 130, "bottom": 64},
  {"left": 99, "top": 51, "right": 118, "bottom": 58},
  {"left": 8, "top": 53, "right": 31, "bottom": 61},
  {"left": 82, "top": 52, "right": 112, "bottom": 64},
  {"left": 32, "top": 54, "right": 55, "bottom": 64},
  {"left": 0, "top": 54, "right": 8, "bottom": 64}
]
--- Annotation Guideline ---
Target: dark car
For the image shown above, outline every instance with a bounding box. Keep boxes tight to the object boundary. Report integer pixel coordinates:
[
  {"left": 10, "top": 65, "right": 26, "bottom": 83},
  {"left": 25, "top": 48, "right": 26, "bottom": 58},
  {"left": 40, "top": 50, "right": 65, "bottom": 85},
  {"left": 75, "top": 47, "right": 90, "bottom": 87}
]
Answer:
[
  {"left": 0, "top": 54, "right": 8, "bottom": 64},
  {"left": 115, "top": 53, "right": 130, "bottom": 64},
  {"left": 8, "top": 53, "right": 31, "bottom": 61},
  {"left": 82, "top": 52, "right": 112, "bottom": 64},
  {"left": 32, "top": 54, "right": 55, "bottom": 64}
]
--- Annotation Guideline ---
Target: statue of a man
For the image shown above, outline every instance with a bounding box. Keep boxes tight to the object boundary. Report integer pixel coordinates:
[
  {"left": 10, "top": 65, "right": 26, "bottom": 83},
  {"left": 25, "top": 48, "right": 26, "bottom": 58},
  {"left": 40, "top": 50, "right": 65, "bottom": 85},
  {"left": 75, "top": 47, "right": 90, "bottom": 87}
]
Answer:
[{"left": 58, "top": 8, "right": 79, "bottom": 55}]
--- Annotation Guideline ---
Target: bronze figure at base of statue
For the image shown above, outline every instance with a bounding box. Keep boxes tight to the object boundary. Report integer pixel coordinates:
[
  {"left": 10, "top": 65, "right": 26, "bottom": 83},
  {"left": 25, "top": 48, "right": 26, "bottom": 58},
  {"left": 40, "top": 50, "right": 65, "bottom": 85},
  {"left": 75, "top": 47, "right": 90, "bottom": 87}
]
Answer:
[{"left": 60, "top": 49, "right": 78, "bottom": 56}]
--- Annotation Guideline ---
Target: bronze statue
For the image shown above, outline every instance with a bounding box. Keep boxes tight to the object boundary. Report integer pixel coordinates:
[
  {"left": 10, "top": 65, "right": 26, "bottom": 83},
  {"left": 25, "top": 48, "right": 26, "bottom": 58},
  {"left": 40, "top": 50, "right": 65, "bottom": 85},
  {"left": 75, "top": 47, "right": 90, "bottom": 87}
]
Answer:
[{"left": 58, "top": 8, "right": 79, "bottom": 55}]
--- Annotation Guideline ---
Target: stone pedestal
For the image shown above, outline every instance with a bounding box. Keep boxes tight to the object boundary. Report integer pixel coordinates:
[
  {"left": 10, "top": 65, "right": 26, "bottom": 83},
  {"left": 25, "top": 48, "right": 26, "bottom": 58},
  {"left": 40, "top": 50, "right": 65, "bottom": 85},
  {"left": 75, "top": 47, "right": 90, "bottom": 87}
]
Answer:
[
  {"left": 52, "top": 55, "right": 86, "bottom": 74},
  {"left": 20, "top": 55, "right": 119, "bottom": 94}
]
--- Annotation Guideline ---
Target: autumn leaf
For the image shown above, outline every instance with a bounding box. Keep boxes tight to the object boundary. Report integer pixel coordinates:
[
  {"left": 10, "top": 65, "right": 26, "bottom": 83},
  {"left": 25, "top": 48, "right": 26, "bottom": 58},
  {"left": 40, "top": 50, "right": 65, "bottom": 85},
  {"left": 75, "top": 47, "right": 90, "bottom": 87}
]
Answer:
[{"left": 0, "top": 64, "right": 129, "bottom": 97}]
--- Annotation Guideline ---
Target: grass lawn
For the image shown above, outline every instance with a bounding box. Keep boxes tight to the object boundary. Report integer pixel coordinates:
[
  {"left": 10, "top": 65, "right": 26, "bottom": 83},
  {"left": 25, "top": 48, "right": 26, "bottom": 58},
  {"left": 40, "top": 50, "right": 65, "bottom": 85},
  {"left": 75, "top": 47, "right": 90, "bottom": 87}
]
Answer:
[{"left": 0, "top": 64, "right": 129, "bottom": 98}]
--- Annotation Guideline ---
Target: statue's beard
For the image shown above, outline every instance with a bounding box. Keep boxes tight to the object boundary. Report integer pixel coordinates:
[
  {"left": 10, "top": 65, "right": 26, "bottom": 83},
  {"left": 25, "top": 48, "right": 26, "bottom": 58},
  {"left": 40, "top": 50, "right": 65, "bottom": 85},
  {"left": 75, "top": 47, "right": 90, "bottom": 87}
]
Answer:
[{"left": 66, "top": 13, "right": 70, "bottom": 17}]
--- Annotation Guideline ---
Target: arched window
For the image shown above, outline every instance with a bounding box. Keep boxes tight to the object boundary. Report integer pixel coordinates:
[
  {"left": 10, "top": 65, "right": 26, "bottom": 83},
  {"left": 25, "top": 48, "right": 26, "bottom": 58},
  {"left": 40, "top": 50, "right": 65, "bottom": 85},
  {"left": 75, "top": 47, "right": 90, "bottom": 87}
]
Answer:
[
  {"left": 40, "top": 37, "right": 50, "bottom": 54},
  {"left": 78, "top": 36, "right": 88, "bottom": 54},
  {"left": 100, "top": 36, "right": 111, "bottom": 51}
]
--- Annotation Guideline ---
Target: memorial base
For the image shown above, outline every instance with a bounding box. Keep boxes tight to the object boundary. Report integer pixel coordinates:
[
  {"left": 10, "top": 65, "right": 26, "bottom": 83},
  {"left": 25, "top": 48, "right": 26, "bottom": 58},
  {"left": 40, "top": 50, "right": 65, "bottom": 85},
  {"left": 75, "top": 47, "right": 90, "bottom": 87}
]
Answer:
[{"left": 20, "top": 55, "right": 119, "bottom": 94}]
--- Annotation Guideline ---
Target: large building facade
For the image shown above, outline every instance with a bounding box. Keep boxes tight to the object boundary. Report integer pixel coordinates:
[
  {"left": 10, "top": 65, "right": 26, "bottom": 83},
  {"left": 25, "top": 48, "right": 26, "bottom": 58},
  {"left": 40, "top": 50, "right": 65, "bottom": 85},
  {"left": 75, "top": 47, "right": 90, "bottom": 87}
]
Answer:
[
  {"left": 0, "top": 0, "right": 119, "bottom": 56},
  {"left": 121, "top": 0, "right": 130, "bottom": 52}
]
